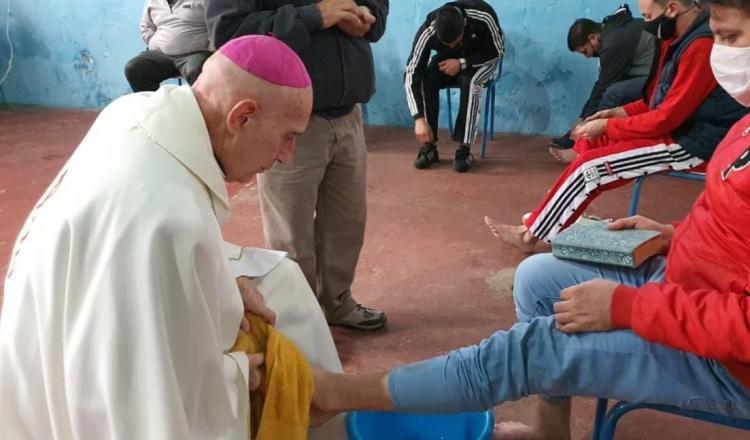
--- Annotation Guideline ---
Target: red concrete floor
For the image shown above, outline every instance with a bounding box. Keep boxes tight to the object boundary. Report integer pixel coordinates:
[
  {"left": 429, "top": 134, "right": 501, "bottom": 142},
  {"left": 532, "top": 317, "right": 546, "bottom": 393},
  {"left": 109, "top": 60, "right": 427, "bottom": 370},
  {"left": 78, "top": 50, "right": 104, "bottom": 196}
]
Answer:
[{"left": 1, "top": 106, "right": 748, "bottom": 440}]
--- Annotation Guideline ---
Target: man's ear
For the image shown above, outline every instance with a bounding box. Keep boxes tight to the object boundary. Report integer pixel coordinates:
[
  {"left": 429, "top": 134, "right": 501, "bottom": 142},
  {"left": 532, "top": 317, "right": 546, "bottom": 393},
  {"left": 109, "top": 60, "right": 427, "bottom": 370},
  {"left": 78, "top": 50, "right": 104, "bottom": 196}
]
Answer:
[{"left": 227, "top": 99, "right": 259, "bottom": 135}]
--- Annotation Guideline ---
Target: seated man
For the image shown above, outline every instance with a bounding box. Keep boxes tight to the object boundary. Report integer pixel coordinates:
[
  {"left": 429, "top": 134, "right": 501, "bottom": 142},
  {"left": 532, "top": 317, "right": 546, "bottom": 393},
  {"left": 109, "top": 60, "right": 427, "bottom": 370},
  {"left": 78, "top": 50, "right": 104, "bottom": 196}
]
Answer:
[
  {"left": 0, "top": 36, "right": 344, "bottom": 439},
  {"left": 405, "top": 0, "right": 504, "bottom": 172},
  {"left": 125, "top": 0, "right": 212, "bottom": 91},
  {"left": 310, "top": 4, "right": 750, "bottom": 437},
  {"left": 551, "top": 4, "right": 656, "bottom": 156},
  {"left": 487, "top": 0, "right": 748, "bottom": 253}
]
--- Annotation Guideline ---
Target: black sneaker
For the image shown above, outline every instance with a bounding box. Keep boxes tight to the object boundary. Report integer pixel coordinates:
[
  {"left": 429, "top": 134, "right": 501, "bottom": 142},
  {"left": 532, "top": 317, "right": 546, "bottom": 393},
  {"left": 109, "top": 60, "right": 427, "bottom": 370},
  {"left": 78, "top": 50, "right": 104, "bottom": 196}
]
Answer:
[
  {"left": 414, "top": 143, "right": 439, "bottom": 169},
  {"left": 453, "top": 145, "right": 474, "bottom": 173},
  {"left": 550, "top": 132, "right": 575, "bottom": 150}
]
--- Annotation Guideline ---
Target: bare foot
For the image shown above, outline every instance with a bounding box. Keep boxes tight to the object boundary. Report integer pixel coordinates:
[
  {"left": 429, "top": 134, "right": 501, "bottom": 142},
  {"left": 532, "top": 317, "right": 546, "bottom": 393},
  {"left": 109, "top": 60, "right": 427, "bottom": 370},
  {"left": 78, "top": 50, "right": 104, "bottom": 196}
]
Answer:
[
  {"left": 484, "top": 216, "right": 539, "bottom": 254},
  {"left": 493, "top": 421, "right": 541, "bottom": 440},
  {"left": 548, "top": 147, "right": 577, "bottom": 164}
]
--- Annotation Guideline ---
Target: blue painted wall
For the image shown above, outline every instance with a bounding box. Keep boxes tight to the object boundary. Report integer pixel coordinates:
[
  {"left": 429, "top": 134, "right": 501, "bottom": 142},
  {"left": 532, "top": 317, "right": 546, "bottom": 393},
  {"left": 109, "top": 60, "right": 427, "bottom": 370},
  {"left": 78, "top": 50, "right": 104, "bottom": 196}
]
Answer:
[{"left": 0, "top": 1, "right": 630, "bottom": 135}]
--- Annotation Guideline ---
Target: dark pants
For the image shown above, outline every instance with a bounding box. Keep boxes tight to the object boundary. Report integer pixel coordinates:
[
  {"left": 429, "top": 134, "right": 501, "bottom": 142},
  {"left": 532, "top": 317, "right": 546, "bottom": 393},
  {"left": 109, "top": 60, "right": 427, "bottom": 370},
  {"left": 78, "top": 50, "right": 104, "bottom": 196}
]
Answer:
[
  {"left": 423, "top": 56, "right": 498, "bottom": 146},
  {"left": 592, "top": 76, "right": 648, "bottom": 116},
  {"left": 124, "top": 50, "right": 212, "bottom": 92}
]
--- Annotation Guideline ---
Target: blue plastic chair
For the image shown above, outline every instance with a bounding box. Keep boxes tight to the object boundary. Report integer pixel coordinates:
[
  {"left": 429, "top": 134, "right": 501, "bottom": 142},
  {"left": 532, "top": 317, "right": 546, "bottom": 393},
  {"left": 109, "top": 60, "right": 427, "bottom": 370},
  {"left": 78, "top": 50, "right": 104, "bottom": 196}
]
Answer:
[
  {"left": 346, "top": 410, "right": 494, "bottom": 440},
  {"left": 628, "top": 170, "right": 706, "bottom": 216},
  {"left": 445, "top": 61, "right": 502, "bottom": 159},
  {"left": 592, "top": 399, "right": 750, "bottom": 440}
]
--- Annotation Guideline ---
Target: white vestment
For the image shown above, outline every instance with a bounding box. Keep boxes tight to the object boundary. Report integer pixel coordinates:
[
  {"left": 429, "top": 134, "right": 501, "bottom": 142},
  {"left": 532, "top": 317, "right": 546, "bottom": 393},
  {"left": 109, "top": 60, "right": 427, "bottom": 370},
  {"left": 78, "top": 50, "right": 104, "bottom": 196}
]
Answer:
[{"left": 0, "top": 85, "right": 344, "bottom": 439}]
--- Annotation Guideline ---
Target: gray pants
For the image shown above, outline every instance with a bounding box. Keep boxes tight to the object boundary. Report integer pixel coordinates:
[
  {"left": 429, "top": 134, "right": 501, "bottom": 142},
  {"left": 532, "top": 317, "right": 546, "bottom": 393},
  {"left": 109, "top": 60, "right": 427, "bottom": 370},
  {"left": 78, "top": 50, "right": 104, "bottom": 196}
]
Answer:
[
  {"left": 598, "top": 76, "right": 648, "bottom": 112},
  {"left": 124, "top": 50, "right": 212, "bottom": 92},
  {"left": 258, "top": 106, "right": 366, "bottom": 322}
]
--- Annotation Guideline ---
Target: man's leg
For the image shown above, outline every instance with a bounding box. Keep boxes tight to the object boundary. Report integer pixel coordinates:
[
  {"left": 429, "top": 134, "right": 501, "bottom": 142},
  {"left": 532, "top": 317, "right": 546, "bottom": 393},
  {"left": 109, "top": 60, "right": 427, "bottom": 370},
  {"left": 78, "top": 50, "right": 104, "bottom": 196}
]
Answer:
[
  {"left": 124, "top": 50, "right": 180, "bottom": 92},
  {"left": 414, "top": 58, "right": 453, "bottom": 169},
  {"left": 453, "top": 60, "right": 498, "bottom": 147},
  {"left": 317, "top": 106, "right": 386, "bottom": 330},
  {"left": 523, "top": 136, "right": 703, "bottom": 243},
  {"left": 314, "top": 257, "right": 750, "bottom": 433},
  {"left": 174, "top": 51, "right": 213, "bottom": 85},
  {"left": 598, "top": 76, "right": 648, "bottom": 111},
  {"left": 513, "top": 253, "right": 666, "bottom": 322},
  {"left": 422, "top": 57, "right": 453, "bottom": 143},
  {"left": 387, "top": 316, "right": 750, "bottom": 418},
  {"left": 449, "top": 61, "right": 497, "bottom": 172},
  {"left": 257, "top": 115, "right": 332, "bottom": 312}
]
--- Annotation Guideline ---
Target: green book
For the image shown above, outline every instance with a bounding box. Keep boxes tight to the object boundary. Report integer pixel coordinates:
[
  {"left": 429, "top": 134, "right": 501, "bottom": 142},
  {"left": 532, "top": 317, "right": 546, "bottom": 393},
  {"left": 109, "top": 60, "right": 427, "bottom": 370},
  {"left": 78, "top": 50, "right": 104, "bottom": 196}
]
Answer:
[{"left": 551, "top": 218, "right": 662, "bottom": 268}]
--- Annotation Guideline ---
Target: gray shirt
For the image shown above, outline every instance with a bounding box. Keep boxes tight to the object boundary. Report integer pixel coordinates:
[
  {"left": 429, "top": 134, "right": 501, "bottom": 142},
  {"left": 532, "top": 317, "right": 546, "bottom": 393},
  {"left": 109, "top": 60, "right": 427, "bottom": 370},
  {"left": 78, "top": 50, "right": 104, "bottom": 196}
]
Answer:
[
  {"left": 627, "top": 31, "right": 655, "bottom": 78},
  {"left": 140, "top": 0, "right": 210, "bottom": 56}
]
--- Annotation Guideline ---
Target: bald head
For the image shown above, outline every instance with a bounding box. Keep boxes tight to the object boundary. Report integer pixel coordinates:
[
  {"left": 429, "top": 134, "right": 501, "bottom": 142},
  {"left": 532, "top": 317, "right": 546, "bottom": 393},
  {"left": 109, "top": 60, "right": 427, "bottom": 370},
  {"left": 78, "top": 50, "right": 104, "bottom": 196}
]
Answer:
[{"left": 191, "top": 36, "right": 313, "bottom": 183}]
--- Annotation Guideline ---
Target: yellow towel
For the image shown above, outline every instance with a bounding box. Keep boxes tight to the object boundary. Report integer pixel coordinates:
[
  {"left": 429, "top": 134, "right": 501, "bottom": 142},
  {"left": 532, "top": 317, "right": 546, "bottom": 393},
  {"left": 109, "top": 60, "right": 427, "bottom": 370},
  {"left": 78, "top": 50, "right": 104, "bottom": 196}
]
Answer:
[{"left": 231, "top": 313, "right": 313, "bottom": 440}]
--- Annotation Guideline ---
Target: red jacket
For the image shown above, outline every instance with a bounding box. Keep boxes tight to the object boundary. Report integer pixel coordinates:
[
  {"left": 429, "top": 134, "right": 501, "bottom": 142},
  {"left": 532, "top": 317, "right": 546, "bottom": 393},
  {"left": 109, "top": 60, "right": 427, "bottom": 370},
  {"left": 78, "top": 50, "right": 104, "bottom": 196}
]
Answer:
[
  {"left": 606, "top": 37, "right": 717, "bottom": 141},
  {"left": 612, "top": 113, "right": 750, "bottom": 390}
]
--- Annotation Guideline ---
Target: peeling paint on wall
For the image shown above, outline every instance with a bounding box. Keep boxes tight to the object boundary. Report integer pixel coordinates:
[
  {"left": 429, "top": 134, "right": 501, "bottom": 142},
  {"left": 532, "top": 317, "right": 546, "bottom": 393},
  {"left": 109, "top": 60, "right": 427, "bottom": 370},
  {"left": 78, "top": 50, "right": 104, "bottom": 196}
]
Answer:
[
  {"left": 0, "top": 0, "right": 137, "bottom": 110},
  {"left": 0, "top": 0, "right": 626, "bottom": 135}
]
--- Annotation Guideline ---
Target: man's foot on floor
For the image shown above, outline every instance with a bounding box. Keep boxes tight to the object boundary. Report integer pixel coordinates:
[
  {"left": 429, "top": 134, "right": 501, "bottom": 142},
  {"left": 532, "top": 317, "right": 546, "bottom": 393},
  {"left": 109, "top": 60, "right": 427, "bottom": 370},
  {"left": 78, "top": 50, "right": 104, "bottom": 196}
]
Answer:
[
  {"left": 414, "top": 143, "right": 439, "bottom": 169},
  {"left": 328, "top": 304, "right": 387, "bottom": 331},
  {"left": 484, "top": 216, "right": 540, "bottom": 254},
  {"left": 453, "top": 144, "right": 474, "bottom": 172},
  {"left": 549, "top": 132, "right": 575, "bottom": 150},
  {"left": 493, "top": 422, "right": 541, "bottom": 440},
  {"left": 548, "top": 147, "right": 577, "bottom": 164}
]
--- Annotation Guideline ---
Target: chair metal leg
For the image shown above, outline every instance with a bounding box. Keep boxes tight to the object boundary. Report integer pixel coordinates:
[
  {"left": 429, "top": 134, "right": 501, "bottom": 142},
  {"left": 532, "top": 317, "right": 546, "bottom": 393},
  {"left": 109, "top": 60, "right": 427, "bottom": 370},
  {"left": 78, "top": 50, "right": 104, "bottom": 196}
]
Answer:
[
  {"left": 489, "top": 84, "right": 496, "bottom": 140},
  {"left": 598, "top": 401, "right": 750, "bottom": 440},
  {"left": 446, "top": 89, "right": 454, "bottom": 136},
  {"left": 481, "top": 86, "right": 491, "bottom": 158},
  {"left": 592, "top": 398, "right": 609, "bottom": 440},
  {"left": 628, "top": 176, "right": 646, "bottom": 216},
  {"left": 598, "top": 401, "right": 635, "bottom": 440}
]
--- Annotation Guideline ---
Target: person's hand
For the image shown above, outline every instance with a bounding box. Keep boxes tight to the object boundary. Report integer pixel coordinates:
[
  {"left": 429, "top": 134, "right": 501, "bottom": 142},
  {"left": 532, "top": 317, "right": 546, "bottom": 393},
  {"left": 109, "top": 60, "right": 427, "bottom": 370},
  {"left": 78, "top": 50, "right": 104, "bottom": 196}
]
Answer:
[
  {"left": 318, "top": 0, "right": 362, "bottom": 29},
  {"left": 236, "top": 276, "right": 276, "bottom": 332},
  {"left": 248, "top": 353, "right": 265, "bottom": 391},
  {"left": 337, "top": 5, "right": 376, "bottom": 37},
  {"left": 571, "top": 119, "right": 607, "bottom": 141},
  {"left": 584, "top": 106, "right": 627, "bottom": 122},
  {"left": 608, "top": 215, "right": 675, "bottom": 254},
  {"left": 438, "top": 59, "right": 462, "bottom": 76},
  {"left": 554, "top": 278, "right": 619, "bottom": 333},
  {"left": 414, "top": 117, "right": 433, "bottom": 143}
]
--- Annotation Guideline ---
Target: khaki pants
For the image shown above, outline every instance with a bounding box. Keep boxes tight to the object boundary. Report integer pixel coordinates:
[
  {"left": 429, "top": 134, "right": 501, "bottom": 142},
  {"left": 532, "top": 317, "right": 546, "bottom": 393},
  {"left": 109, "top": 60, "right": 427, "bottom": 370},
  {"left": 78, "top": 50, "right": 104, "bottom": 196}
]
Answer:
[{"left": 258, "top": 106, "right": 366, "bottom": 322}]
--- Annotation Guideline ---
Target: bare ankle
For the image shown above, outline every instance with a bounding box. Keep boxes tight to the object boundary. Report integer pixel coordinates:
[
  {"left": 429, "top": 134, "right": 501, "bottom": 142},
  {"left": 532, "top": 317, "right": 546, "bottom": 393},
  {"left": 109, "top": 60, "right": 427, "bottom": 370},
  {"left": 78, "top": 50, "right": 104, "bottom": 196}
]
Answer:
[
  {"left": 534, "top": 399, "right": 571, "bottom": 440},
  {"left": 522, "top": 230, "right": 538, "bottom": 245}
]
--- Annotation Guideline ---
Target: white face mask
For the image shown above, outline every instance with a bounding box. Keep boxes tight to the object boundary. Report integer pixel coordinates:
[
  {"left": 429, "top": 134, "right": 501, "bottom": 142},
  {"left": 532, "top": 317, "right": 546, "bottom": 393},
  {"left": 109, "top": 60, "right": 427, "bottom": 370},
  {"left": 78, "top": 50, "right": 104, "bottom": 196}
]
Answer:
[{"left": 711, "top": 43, "right": 750, "bottom": 107}]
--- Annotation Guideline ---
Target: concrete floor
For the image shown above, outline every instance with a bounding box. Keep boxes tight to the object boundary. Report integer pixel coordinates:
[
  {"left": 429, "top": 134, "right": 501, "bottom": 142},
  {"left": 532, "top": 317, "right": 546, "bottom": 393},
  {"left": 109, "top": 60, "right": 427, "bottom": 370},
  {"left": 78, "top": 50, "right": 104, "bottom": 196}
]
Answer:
[{"left": 1, "top": 106, "right": 748, "bottom": 440}]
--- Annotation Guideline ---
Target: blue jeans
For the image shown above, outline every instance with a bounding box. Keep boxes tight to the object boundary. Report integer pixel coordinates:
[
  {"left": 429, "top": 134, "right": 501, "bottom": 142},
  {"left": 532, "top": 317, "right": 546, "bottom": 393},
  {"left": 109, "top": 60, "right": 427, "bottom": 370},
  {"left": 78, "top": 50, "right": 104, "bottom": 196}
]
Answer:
[{"left": 388, "top": 254, "right": 750, "bottom": 419}]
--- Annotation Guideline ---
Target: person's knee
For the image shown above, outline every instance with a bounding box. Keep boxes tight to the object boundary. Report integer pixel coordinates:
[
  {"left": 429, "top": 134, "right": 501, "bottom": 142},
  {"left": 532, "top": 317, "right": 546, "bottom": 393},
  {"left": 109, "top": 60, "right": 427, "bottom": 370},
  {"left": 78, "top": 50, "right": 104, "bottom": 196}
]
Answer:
[
  {"left": 184, "top": 55, "right": 209, "bottom": 85},
  {"left": 124, "top": 56, "right": 146, "bottom": 81},
  {"left": 599, "top": 87, "right": 621, "bottom": 110},
  {"left": 513, "top": 254, "right": 557, "bottom": 321},
  {"left": 423, "top": 71, "right": 442, "bottom": 90},
  {"left": 184, "top": 66, "right": 203, "bottom": 85}
]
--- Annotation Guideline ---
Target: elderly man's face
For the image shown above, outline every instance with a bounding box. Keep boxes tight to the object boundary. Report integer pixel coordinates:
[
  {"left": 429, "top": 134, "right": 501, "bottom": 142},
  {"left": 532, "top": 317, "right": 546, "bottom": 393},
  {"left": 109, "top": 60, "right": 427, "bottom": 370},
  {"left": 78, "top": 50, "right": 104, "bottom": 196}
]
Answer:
[
  {"left": 710, "top": 3, "right": 750, "bottom": 47},
  {"left": 223, "top": 89, "right": 312, "bottom": 183}
]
